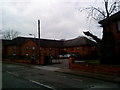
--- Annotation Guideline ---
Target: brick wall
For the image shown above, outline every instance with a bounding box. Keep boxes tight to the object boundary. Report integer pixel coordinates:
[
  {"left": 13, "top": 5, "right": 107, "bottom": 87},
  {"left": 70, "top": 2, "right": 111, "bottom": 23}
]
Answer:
[
  {"left": 3, "top": 59, "right": 31, "bottom": 64},
  {"left": 69, "top": 57, "right": 120, "bottom": 76}
]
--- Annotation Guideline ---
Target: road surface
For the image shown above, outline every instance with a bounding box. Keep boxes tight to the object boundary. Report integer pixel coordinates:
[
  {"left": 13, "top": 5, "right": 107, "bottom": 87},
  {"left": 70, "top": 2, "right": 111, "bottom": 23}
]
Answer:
[{"left": 2, "top": 62, "right": 120, "bottom": 89}]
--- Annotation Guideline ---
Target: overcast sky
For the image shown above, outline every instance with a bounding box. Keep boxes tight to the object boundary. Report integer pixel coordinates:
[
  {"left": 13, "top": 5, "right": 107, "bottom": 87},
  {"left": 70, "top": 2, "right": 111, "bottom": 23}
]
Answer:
[{"left": 0, "top": 0, "right": 105, "bottom": 40}]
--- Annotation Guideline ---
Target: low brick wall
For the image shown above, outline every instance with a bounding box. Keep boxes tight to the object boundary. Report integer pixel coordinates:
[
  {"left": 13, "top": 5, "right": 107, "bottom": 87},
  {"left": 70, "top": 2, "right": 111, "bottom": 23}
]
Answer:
[
  {"left": 69, "top": 58, "right": 120, "bottom": 76},
  {"left": 3, "top": 59, "right": 32, "bottom": 64},
  {"left": 3, "top": 56, "right": 45, "bottom": 65}
]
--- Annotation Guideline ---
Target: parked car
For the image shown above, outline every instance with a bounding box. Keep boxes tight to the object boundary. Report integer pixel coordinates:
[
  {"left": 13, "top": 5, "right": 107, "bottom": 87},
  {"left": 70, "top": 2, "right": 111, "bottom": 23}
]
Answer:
[
  {"left": 59, "top": 55, "right": 64, "bottom": 58},
  {"left": 64, "top": 54, "right": 71, "bottom": 58}
]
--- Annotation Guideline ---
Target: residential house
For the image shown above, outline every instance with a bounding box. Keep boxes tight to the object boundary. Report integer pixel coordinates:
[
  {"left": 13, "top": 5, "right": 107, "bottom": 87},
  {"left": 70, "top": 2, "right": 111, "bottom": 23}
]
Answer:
[
  {"left": 99, "top": 11, "right": 120, "bottom": 64},
  {"left": 62, "top": 36, "right": 98, "bottom": 59}
]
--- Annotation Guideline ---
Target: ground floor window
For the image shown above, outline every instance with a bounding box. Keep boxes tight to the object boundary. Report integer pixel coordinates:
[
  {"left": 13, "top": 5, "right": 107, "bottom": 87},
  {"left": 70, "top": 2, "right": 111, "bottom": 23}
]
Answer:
[
  {"left": 26, "top": 53, "right": 29, "bottom": 57},
  {"left": 13, "top": 53, "right": 16, "bottom": 56}
]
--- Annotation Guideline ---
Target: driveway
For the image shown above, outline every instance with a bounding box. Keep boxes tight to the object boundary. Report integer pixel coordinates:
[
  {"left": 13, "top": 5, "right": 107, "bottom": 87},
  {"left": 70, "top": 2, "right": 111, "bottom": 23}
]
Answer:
[{"left": 50, "top": 59, "right": 69, "bottom": 68}]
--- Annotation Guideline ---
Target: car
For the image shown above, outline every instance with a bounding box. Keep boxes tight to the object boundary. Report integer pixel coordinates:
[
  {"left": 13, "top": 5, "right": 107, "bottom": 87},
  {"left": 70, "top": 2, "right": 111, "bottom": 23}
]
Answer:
[
  {"left": 59, "top": 55, "right": 64, "bottom": 58},
  {"left": 64, "top": 54, "right": 71, "bottom": 58}
]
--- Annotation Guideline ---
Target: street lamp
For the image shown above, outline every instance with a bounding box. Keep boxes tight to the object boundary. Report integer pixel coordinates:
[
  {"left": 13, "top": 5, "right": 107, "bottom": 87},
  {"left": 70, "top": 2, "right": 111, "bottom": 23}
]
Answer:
[
  {"left": 29, "top": 34, "right": 36, "bottom": 64},
  {"left": 29, "top": 34, "right": 35, "bottom": 38}
]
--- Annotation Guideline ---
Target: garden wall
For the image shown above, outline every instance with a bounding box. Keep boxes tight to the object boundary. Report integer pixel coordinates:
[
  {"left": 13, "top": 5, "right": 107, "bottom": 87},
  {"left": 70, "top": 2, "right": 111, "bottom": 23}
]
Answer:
[{"left": 69, "top": 57, "right": 120, "bottom": 76}]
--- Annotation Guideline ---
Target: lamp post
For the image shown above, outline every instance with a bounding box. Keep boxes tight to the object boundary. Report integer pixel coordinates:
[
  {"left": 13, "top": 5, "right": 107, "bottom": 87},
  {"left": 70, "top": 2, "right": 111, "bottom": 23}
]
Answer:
[
  {"left": 29, "top": 34, "right": 35, "bottom": 64},
  {"left": 38, "top": 20, "right": 41, "bottom": 65}
]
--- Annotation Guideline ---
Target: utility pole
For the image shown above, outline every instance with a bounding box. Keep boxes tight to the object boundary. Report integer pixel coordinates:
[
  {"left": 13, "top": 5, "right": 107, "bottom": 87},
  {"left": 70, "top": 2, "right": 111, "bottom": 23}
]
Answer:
[{"left": 38, "top": 20, "right": 41, "bottom": 65}]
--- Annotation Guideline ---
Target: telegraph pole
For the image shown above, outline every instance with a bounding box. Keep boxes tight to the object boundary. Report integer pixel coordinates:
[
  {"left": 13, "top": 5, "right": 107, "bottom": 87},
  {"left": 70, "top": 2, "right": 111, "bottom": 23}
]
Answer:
[{"left": 38, "top": 20, "right": 40, "bottom": 65}]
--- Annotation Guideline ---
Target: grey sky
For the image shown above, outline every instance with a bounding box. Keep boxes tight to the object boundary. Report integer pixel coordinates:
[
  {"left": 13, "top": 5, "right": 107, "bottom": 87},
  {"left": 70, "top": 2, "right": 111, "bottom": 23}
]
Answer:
[{"left": 0, "top": 0, "right": 105, "bottom": 40}]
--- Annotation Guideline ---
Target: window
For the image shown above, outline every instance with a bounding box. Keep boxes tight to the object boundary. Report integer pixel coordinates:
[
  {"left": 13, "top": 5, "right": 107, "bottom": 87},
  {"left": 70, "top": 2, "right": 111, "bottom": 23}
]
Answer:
[
  {"left": 77, "top": 47, "right": 80, "bottom": 50},
  {"left": 40, "top": 47, "right": 42, "bottom": 50},
  {"left": 64, "top": 48, "right": 66, "bottom": 51},
  {"left": 117, "top": 21, "right": 120, "bottom": 31},
  {"left": 13, "top": 53, "right": 16, "bottom": 56},
  {"left": 49, "top": 53, "right": 52, "bottom": 56},
  {"left": 26, "top": 53, "right": 29, "bottom": 57},
  {"left": 26, "top": 46, "right": 29, "bottom": 50},
  {"left": 32, "top": 46, "right": 35, "bottom": 50},
  {"left": 13, "top": 46, "right": 16, "bottom": 50},
  {"left": 82, "top": 47, "right": 85, "bottom": 51},
  {"left": 49, "top": 48, "right": 52, "bottom": 51}
]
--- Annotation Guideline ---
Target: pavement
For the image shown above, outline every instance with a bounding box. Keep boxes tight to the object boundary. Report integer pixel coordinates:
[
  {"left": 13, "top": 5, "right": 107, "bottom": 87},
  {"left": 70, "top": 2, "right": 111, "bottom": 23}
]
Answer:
[
  {"left": 3, "top": 61, "right": 120, "bottom": 84},
  {"left": 56, "top": 68, "right": 120, "bottom": 83},
  {"left": 33, "top": 65, "right": 120, "bottom": 84}
]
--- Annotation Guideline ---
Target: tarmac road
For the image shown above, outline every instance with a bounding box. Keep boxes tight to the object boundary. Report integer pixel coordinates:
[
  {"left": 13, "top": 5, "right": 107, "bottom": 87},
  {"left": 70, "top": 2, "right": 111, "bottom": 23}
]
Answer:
[
  {"left": 2, "top": 71, "right": 53, "bottom": 89},
  {"left": 2, "top": 62, "right": 120, "bottom": 89}
]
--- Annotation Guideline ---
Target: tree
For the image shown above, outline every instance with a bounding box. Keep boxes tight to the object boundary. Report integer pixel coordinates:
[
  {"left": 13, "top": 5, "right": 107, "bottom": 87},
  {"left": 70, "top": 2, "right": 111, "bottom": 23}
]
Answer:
[
  {"left": 81, "top": 0, "right": 120, "bottom": 43},
  {"left": 81, "top": 0, "right": 120, "bottom": 64},
  {"left": 2, "top": 30, "right": 20, "bottom": 40},
  {"left": 80, "top": 0, "right": 120, "bottom": 21}
]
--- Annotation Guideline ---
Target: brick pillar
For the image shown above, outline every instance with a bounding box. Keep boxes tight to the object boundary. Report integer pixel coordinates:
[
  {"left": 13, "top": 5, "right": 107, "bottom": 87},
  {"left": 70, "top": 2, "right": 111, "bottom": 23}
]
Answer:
[{"left": 69, "top": 56, "right": 75, "bottom": 69}]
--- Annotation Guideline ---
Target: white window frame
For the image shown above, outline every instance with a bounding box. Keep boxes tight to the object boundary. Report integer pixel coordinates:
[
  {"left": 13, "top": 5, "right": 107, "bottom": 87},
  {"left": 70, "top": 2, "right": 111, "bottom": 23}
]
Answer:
[
  {"left": 32, "top": 46, "right": 35, "bottom": 50},
  {"left": 26, "top": 53, "right": 29, "bottom": 56},
  {"left": 13, "top": 53, "right": 16, "bottom": 56}
]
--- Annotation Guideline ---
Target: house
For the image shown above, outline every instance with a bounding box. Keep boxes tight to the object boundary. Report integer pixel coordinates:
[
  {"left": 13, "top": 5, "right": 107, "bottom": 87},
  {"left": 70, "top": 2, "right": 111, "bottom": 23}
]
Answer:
[
  {"left": 99, "top": 11, "right": 120, "bottom": 64},
  {"left": 21, "top": 38, "right": 63, "bottom": 58},
  {"left": 62, "top": 36, "right": 98, "bottom": 59},
  {"left": 4, "top": 37, "right": 28, "bottom": 58},
  {"left": 2, "top": 39, "right": 11, "bottom": 58},
  {"left": 2, "top": 36, "right": 98, "bottom": 64}
]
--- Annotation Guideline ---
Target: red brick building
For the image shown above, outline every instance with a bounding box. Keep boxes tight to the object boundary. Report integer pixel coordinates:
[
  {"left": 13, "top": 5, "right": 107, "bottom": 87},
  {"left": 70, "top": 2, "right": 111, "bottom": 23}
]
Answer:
[
  {"left": 99, "top": 11, "right": 120, "bottom": 63},
  {"left": 2, "top": 36, "right": 98, "bottom": 64},
  {"left": 60, "top": 37, "right": 98, "bottom": 59}
]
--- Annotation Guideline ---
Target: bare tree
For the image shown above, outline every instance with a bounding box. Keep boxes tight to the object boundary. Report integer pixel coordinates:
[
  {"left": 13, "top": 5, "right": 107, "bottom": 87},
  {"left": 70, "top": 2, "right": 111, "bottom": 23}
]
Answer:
[
  {"left": 80, "top": 0, "right": 120, "bottom": 21},
  {"left": 81, "top": 0, "right": 120, "bottom": 43},
  {"left": 80, "top": 0, "right": 120, "bottom": 43},
  {"left": 2, "top": 30, "right": 20, "bottom": 40}
]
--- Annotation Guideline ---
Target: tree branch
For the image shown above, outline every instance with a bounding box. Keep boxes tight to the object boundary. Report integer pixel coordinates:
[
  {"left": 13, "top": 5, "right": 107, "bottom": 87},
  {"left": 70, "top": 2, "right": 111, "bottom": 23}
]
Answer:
[{"left": 83, "top": 31, "right": 101, "bottom": 44}]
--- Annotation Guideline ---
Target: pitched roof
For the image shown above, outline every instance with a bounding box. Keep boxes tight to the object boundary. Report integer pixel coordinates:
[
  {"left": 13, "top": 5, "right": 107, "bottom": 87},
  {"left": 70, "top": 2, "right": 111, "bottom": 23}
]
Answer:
[
  {"left": 99, "top": 11, "right": 120, "bottom": 25},
  {"left": 63, "top": 36, "right": 96, "bottom": 47},
  {"left": 6, "top": 37, "right": 28, "bottom": 46},
  {"left": 3, "top": 36, "right": 96, "bottom": 47},
  {"left": 34, "top": 38, "right": 63, "bottom": 48}
]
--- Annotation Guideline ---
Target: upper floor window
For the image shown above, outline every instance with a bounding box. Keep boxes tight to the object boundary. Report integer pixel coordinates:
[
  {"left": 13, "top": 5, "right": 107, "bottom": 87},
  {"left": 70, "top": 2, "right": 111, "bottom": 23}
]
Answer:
[
  {"left": 64, "top": 48, "right": 67, "bottom": 51},
  {"left": 117, "top": 21, "right": 120, "bottom": 31},
  {"left": 49, "top": 48, "right": 52, "bottom": 50},
  {"left": 77, "top": 47, "right": 80, "bottom": 50},
  {"left": 13, "top": 46, "right": 16, "bottom": 50},
  {"left": 40, "top": 47, "right": 42, "bottom": 50},
  {"left": 26, "top": 46, "right": 29, "bottom": 50},
  {"left": 32, "top": 46, "right": 35, "bottom": 50},
  {"left": 82, "top": 47, "right": 85, "bottom": 51}
]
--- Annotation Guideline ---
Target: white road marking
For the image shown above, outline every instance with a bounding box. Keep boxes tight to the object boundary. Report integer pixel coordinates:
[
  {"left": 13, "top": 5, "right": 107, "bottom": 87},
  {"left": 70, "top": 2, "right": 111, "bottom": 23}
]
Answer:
[
  {"left": 6, "top": 71, "right": 56, "bottom": 89},
  {"left": 33, "top": 66, "right": 61, "bottom": 71},
  {"left": 6, "top": 71, "right": 19, "bottom": 77},
  {"left": 29, "top": 80, "right": 56, "bottom": 90}
]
